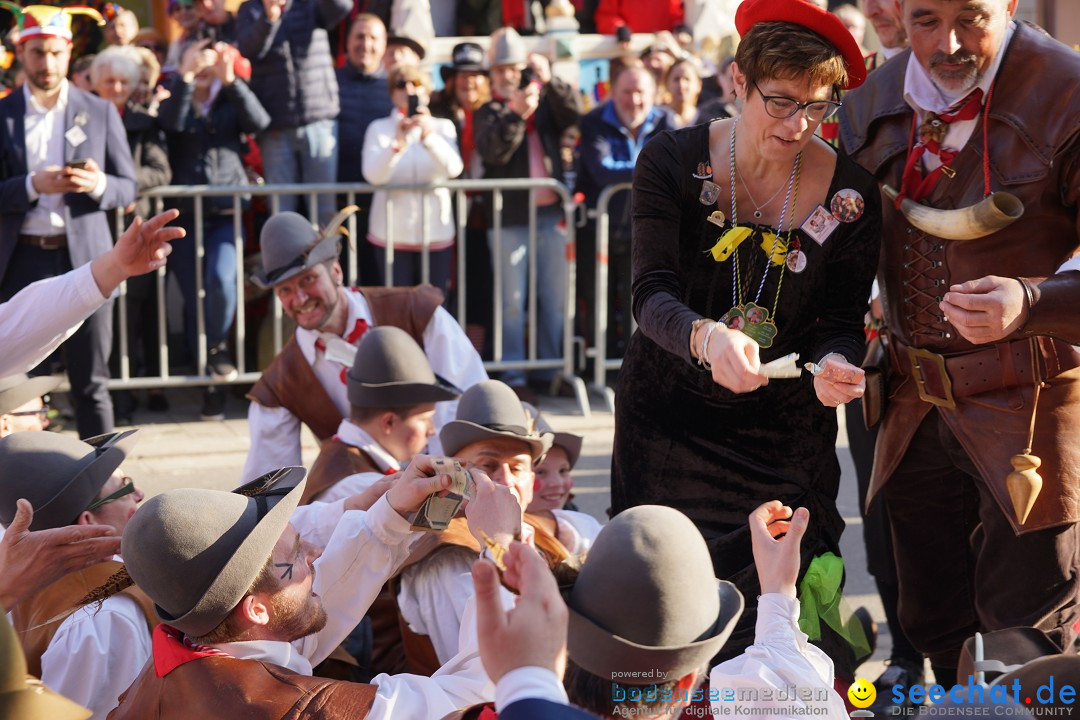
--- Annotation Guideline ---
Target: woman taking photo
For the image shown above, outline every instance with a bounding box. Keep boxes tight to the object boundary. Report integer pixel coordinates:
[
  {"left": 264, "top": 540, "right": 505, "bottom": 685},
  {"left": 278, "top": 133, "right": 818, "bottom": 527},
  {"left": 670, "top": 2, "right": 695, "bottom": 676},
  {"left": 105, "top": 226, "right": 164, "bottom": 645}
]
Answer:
[
  {"left": 610, "top": 0, "right": 880, "bottom": 678},
  {"left": 363, "top": 64, "right": 464, "bottom": 294}
]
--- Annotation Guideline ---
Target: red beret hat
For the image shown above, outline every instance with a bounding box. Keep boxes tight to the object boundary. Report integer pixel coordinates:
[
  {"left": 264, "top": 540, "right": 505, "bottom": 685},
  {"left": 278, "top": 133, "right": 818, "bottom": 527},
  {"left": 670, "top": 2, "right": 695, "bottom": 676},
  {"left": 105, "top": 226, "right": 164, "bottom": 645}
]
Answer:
[{"left": 735, "top": 0, "right": 867, "bottom": 89}]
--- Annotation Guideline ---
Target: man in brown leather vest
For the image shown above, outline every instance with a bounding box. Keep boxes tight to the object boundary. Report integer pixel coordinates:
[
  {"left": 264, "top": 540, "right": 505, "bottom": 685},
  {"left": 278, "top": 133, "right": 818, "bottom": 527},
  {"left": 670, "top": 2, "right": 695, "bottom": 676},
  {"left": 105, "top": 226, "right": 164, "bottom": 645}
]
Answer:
[
  {"left": 0, "top": 429, "right": 156, "bottom": 719},
  {"left": 244, "top": 209, "right": 487, "bottom": 482},
  {"left": 395, "top": 380, "right": 571, "bottom": 674},
  {"left": 839, "top": 0, "right": 1080, "bottom": 686},
  {"left": 110, "top": 458, "right": 517, "bottom": 719},
  {"left": 301, "top": 326, "right": 461, "bottom": 504}
]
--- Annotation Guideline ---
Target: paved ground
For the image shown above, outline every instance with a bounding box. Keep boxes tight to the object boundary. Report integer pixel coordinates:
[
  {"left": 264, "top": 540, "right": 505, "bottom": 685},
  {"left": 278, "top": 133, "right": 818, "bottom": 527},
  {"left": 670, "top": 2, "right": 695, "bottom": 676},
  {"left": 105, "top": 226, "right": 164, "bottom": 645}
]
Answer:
[{"left": 81, "top": 384, "right": 905, "bottom": 684}]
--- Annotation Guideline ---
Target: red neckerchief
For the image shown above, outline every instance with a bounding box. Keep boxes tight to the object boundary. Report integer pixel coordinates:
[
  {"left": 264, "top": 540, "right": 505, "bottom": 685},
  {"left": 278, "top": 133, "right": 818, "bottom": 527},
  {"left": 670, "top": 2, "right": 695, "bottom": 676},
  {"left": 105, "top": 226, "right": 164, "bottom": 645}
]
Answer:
[
  {"left": 152, "top": 624, "right": 232, "bottom": 678},
  {"left": 313, "top": 318, "right": 370, "bottom": 384},
  {"left": 897, "top": 88, "right": 984, "bottom": 204}
]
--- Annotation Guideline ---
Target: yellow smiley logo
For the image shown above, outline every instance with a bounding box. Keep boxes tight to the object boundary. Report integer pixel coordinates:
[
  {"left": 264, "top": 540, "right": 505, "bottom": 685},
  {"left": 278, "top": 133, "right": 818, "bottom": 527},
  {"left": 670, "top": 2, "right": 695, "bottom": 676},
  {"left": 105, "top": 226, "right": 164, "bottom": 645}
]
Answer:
[{"left": 847, "top": 678, "right": 876, "bottom": 709}]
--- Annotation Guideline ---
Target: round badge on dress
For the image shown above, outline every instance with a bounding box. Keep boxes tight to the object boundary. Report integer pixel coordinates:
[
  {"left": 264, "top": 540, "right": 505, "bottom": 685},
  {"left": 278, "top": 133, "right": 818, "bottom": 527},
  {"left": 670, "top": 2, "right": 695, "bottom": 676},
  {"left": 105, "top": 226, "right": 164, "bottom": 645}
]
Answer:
[
  {"left": 830, "top": 188, "right": 865, "bottom": 222},
  {"left": 786, "top": 248, "right": 807, "bottom": 273}
]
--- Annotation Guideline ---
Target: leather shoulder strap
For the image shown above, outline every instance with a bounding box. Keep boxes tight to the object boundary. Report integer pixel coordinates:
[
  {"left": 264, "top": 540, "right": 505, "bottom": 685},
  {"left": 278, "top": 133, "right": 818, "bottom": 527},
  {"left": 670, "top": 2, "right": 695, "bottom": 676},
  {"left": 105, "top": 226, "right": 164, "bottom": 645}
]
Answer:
[
  {"left": 302, "top": 439, "right": 380, "bottom": 504},
  {"left": 247, "top": 337, "right": 341, "bottom": 442},
  {"left": 359, "top": 284, "right": 444, "bottom": 344}
]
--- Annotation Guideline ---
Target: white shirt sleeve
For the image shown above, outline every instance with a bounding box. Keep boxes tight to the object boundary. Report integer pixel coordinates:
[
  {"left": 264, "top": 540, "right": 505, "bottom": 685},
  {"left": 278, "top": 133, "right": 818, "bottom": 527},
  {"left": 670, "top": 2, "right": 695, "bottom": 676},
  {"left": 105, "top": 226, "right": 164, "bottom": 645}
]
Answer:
[
  {"left": 40, "top": 594, "right": 152, "bottom": 720},
  {"left": 0, "top": 263, "right": 107, "bottom": 376},
  {"left": 397, "top": 545, "right": 477, "bottom": 664},
  {"left": 423, "top": 306, "right": 489, "bottom": 455},
  {"left": 243, "top": 401, "right": 303, "bottom": 482},
  {"left": 496, "top": 667, "right": 570, "bottom": 711},
  {"left": 551, "top": 509, "right": 604, "bottom": 556},
  {"left": 367, "top": 594, "right": 496, "bottom": 719},
  {"left": 709, "top": 594, "right": 848, "bottom": 719},
  {"left": 289, "top": 499, "right": 345, "bottom": 549},
  {"left": 292, "top": 495, "right": 419, "bottom": 667}
]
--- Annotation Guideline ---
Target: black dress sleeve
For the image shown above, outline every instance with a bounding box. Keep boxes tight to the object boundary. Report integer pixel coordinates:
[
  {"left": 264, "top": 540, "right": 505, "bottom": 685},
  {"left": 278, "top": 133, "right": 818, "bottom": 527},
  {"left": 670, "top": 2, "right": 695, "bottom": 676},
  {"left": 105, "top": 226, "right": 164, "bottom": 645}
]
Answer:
[
  {"left": 809, "top": 155, "right": 882, "bottom": 365},
  {"left": 629, "top": 130, "right": 702, "bottom": 367}
]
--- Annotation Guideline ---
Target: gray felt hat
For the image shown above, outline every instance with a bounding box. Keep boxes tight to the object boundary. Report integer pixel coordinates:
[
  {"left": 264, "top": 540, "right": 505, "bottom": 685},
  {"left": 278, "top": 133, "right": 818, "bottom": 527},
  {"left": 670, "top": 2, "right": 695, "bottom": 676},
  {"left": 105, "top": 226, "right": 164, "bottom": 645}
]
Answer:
[
  {"left": 0, "top": 373, "right": 60, "bottom": 415},
  {"left": 533, "top": 414, "right": 583, "bottom": 469},
  {"left": 567, "top": 505, "right": 744, "bottom": 682},
  {"left": 252, "top": 207, "right": 357, "bottom": 288},
  {"left": 347, "top": 326, "right": 460, "bottom": 408},
  {"left": 440, "top": 380, "right": 552, "bottom": 461},
  {"left": 0, "top": 612, "right": 90, "bottom": 720},
  {"left": 488, "top": 27, "right": 526, "bottom": 68},
  {"left": 0, "top": 430, "right": 139, "bottom": 531},
  {"left": 121, "top": 467, "right": 306, "bottom": 637}
]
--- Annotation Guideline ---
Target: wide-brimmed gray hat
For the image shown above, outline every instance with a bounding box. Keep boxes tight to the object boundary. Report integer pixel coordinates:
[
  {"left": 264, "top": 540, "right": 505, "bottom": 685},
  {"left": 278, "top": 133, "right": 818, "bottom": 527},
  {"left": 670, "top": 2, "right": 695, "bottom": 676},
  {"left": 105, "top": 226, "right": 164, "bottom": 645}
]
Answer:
[
  {"left": 440, "top": 380, "right": 552, "bottom": 461},
  {"left": 567, "top": 505, "right": 743, "bottom": 682},
  {"left": 0, "top": 611, "right": 90, "bottom": 720},
  {"left": 347, "top": 326, "right": 460, "bottom": 409},
  {"left": 0, "top": 430, "right": 139, "bottom": 531},
  {"left": 488, "top": 27, "right": 526, "bottom": 69},
  {"left": 387, "top": 31, "right": 427, "bottom": 60},
  {"left": 252, "top": 206, "right": 357, "bottom": 289},
  {"left": 0, "top": 373, "right": 60, "bottom": 415},
  {"left": 533, "top": 414, "right": 583, "bottom": 469},
  {"left": 122, "top": 467, "right": 306, "bottom": 637}
]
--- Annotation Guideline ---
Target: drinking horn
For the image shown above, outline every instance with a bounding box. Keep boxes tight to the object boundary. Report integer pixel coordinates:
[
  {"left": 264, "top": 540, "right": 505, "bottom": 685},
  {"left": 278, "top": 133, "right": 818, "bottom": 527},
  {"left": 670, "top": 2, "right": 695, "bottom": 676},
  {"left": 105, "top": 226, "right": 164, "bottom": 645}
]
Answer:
[{"left": 882, "top": 185, "right": 1024, "bottom": 241}]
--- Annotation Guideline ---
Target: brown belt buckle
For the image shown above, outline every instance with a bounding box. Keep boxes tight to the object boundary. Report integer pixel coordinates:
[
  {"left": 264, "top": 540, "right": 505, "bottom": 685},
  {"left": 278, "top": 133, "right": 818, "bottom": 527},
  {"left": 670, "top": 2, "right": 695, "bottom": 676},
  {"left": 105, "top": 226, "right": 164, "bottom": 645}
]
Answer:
[{"left": 906, "top": 345, "right": 956, "bottom": 409}]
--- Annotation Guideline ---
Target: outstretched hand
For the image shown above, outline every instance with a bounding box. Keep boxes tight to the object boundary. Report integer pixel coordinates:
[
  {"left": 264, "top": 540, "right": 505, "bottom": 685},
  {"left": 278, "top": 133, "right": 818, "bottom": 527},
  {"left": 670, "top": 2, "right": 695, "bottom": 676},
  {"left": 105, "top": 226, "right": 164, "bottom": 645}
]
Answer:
[
  {"left": 91, "top": 209, "right": 186, "bottom": 297},
  {"left": 748, "top": 501, "right": 809, "bottom": 598},
  {"left": 473, "top": 542, "right": 568, "bottom": 682},
  {"left": 0, "top": 499, "right": 121, "bottom": 610}
]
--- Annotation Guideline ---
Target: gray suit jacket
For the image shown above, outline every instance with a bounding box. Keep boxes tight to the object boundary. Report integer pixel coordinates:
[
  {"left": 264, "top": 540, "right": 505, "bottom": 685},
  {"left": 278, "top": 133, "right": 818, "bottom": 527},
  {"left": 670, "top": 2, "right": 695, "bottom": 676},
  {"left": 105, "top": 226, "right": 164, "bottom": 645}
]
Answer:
[{"left": 0, "top": 83, "right": 137, "bottom": 285}]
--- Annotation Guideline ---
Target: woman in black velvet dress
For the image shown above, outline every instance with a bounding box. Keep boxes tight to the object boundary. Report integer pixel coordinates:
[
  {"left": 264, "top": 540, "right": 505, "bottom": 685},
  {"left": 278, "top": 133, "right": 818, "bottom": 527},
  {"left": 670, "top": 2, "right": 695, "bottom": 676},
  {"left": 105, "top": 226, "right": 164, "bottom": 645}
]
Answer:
[{"left": 610, "top": 0, "right": 881, "bottom": 678}]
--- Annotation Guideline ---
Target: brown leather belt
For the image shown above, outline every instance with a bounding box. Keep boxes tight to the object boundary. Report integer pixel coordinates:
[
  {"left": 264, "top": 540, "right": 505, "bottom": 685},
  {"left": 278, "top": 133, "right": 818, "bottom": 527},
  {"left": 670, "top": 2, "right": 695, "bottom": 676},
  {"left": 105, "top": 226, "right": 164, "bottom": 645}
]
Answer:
[
  {"left": 890, "top": 335, "right": 1080, "bottom": 410},
  {"left": 18, "top": 234, "right": 67, "bottom": 249}
]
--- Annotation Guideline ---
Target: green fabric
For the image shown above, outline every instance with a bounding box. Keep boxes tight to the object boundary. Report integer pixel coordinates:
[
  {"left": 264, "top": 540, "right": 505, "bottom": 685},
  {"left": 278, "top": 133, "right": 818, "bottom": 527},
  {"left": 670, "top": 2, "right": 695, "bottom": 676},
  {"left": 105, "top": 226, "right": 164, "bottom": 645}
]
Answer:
[{"left": 797, "top": 552, "right": 871, "bottom": 661}]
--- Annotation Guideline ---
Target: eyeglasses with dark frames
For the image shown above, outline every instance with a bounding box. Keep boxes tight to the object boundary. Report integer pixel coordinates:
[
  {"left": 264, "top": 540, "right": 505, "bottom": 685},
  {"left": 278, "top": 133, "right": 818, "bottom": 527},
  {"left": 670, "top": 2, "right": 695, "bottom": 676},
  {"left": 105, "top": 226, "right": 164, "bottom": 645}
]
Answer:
[
  {"left": 751, "top": 81, "right": 842, "bottom": 122},
  {"left": 6, "top": 404, "right": 50, "bottom": 420},
  {"left": 393, "top": 79, "right": 423, "bottom": 90},
  {"left": 85, "top": 476, "right": 136, "bottom": 512}
]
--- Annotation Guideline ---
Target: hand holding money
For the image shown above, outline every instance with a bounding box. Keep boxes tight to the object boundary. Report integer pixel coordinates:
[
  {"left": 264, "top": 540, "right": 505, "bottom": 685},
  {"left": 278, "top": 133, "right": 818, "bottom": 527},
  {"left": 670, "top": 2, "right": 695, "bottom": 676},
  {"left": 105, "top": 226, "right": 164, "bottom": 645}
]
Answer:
[{"left": 409, "top": 457, "right": 475, "bottom": 532}]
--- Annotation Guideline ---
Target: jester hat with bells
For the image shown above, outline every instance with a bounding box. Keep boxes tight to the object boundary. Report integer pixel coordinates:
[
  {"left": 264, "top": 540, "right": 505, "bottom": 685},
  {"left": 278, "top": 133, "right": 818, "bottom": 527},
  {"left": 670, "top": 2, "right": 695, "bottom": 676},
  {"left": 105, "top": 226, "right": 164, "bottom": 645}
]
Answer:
[
  {"left": 253, "top": 206, "right": 359, "bottom": 289},
  {"left": 0, "top": 4, "right": 105, "bottom": 43}
]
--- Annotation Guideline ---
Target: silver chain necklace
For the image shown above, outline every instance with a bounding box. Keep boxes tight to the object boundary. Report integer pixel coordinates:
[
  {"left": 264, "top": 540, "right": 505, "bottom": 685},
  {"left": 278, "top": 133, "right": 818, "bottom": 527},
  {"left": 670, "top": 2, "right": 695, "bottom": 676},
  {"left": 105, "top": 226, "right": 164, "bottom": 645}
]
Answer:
[{"left": 734, "top": 134, "right": 789, "bottom": 219}]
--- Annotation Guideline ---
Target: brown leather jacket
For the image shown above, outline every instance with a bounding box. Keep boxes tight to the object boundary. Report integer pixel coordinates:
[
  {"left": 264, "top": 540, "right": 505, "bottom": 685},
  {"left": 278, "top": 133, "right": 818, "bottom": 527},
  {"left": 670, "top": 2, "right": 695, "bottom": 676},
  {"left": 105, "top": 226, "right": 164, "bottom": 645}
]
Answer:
[
  {"left": 108, "top": 654, "right": 377, "bottom": 719},
  {"left": 247, "top": 284, "right": 444, "bottom": 442},
  {"left": 839, "top": 23, "right": 1080, "bottom": 533},
  {"left": 10, "top": 560, "right": 158, "bottom": 677},
  {"left": 301, "top": 438, "right": 384, "bottom": 504}
]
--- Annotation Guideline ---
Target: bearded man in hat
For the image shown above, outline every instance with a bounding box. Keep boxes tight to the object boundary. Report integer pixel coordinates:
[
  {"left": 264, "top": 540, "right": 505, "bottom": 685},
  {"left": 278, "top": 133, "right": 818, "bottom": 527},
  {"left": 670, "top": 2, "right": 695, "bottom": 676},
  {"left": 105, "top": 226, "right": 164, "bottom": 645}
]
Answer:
[
  {"left": 301, "top": 325, "right": 460, "bottom": 504},
  {"left": 109, "top": 457, "right": 518, "bottom": 719},
  {"left": 0, "top": 430, "right": 155, "bottom": 720},
  {"left": 839, "top": 0, "right": 1080, "bottom": 688},
  {"left": 0, "top": 372, "right": 59, "bottom": 436},
  {"left": 391, "top": 380, "right": 577, "bottom": 674},
  {"left": 0, "top": 5, "right": 137, "bottom": 439},
  {"left": 243, "top": 209, "right": 486, "bottom": 482},
  {"left": 463, "top": 501, "right": 851, "bottom": 719}
]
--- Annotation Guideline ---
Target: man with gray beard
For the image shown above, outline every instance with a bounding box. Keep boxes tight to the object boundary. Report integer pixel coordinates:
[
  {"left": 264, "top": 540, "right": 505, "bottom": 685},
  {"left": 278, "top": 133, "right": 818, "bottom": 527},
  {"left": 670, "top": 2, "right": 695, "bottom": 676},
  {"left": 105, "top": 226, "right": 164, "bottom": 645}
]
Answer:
[{"left": 839, "top": 0, "right": 1080, "bottom": 689}]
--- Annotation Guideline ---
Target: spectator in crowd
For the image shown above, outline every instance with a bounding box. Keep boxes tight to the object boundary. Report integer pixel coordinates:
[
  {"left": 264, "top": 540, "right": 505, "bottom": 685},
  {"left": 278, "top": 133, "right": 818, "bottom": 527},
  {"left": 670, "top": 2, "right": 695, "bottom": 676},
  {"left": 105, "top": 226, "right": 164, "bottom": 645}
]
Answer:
[
  {"left": 833, "top": 4, "right": 868, "bottom": 54},
  {"left": 863, "top": 0, "right": 907, "bottom": 62},
  {"left": 133, "top": 28, "right": 167, "bottom": 67},
  {"left": 429, "top": 40, "right": 492, "bottom": 355},
  {"left": 0, "top": 429, "right": 153, "bottom": 720},
  {"left": 130, "top": 45, "right": 164, "bottom": 114},
  {"left": 362, "top": 63, "right": 463, "bottom": 294},
  {"left": 336, "top": 12, "right": 392, "bottom": 287},
  {"left": 69, "top": 52, "right": 95, "bottom": 92},
  {"left": 91, "top": 46, "right": 172, "bottom": 426},
  {"left": 576, "top": 65, "right": 670, "bottom": 359},
  {"left": 382, "top": 30, "right": 425, "bottom": 71},
  {"left": 698, "top": 53, "right": 740, "bottom": 120},
  {"left": 594, "top": 0, "right": 683, "bottom": 35},
  {"left": 663, "top": 57, "right": 703, "bottom": 128},
  {"left": 672, "top": 22, "right": 693, "bottom": 52},
  {"left": 475, "top": 29, "right": 581, "bottom": 398},
  {"left": 103, "top": 8, "right": 139, "bottom": 47},
  {"left": 165, "top": 0, "right": 237, "bottom": 71},
  {"left": 163, "top": 0, "right": 202, "bottom": 70},
  {"left": 158, "top": 40, "right": 270, "bottom": 420},
  {"left": 640, "top": 33, "right": 681, "bottom": 86},
  {"left": 0, "top": 373, "right": 59, "bottom": 437},
  {"left": 0, "top": 5, "right": 137, "bottom": 440},
  {"left": 235, "top": 0, "right": 349, "bottom": 225},
  {"left": 456, "top": 0, "right": 501, "bottom": 37}
]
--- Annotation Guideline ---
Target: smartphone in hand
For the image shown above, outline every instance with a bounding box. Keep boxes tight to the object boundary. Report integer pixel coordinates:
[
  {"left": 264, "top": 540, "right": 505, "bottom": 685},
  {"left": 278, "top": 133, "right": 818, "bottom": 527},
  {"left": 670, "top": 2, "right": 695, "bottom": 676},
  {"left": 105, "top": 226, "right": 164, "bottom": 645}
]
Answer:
[
  {"left": 66, "top": 158, "right": 90, "bottom": 170},
  {"left": 407, "top": 95, "right": 420, "bottom": 117}
]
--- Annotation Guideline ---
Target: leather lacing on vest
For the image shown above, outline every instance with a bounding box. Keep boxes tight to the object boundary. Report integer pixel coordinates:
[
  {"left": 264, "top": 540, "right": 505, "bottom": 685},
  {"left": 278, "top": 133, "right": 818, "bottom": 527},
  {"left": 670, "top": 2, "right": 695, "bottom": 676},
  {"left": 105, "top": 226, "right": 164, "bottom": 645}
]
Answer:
[{"left": 901, "top": 226, "right": 952, "bottom": 342}]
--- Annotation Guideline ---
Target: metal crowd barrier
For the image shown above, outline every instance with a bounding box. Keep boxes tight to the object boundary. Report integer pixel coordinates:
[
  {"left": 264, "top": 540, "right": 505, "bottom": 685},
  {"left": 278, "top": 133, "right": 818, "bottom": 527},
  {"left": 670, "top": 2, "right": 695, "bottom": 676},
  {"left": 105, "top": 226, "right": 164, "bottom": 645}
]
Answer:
[
  {"left": 106, "top": 179, "right": 592, "bottom": 416},
  {"left": 585, "top": 182, "right": 633, "bottom": 412}
]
